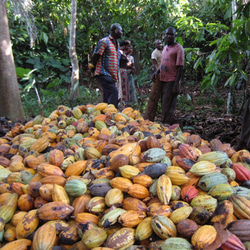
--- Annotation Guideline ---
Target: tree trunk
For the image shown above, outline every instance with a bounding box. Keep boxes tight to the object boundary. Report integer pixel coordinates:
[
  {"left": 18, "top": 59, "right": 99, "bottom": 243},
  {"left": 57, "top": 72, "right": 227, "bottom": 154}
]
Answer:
[
  {"left": 0, "top": 0, "right": 25, "bottom": 121},
  {"left": 226, "top": 0, "right": 237, "bottom": 114},
  {"left": 69, "top": 0, "right": 79, "bottom": 100}
]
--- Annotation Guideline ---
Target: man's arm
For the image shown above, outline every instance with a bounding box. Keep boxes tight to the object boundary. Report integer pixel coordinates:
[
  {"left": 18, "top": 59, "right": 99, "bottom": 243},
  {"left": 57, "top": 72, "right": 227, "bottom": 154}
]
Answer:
[
  {"left": 92, "top": 53, "right": 100, "bottom": 68},
  {"left": 172, "top": 65, "right": 183, "bottom": 94},
  {"left": 152, "top": 59, "right": 158, "bottom": 73},
  {"left": 92, "top": 39, "right": 107, "bottom": 67}
]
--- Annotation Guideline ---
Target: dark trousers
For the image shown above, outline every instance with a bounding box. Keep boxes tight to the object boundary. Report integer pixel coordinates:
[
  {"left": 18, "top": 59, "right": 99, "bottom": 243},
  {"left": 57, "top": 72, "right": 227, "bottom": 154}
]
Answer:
[
  {"left": 161, "top": 81, "right": 178, "bottom": 123},
  {"left": 240, "top": 97, "right": 250, "bottom": 146},
  {"left": 96, "top": 75, "right": 118, "bottom": 108},
  {"left": 144, "top": 76, "right": 161, "bottom": 121}
]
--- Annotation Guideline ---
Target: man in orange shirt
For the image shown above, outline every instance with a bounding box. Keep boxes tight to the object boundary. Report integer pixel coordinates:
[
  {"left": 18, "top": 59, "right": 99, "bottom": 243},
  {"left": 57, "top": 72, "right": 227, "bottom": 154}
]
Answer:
[{"left": 152, "top": 27, "right": 184, "bottom": 125}]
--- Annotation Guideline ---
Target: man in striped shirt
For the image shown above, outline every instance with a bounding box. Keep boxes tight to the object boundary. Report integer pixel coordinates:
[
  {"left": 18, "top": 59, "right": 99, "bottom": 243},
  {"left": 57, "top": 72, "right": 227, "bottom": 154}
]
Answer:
[{"left": 92, "top": 23, "right": 123, "bottom": 108}]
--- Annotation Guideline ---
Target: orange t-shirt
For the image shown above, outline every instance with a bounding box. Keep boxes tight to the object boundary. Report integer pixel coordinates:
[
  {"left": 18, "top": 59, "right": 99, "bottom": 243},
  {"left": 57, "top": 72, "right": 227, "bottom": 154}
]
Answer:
[{"left": 160, "top": 43, "right": 184, "bottom": 82}]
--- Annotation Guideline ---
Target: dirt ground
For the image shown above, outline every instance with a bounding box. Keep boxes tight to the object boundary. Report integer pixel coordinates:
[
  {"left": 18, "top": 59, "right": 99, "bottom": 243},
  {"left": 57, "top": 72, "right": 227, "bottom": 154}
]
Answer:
[{"left": 136, "top": 81, "right": 243, "bottom": 147}]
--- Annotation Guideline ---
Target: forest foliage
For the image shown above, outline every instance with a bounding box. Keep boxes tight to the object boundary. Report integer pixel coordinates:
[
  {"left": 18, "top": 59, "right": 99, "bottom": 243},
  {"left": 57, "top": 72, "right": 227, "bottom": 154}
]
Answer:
[{"left": 8, "top": 0, "right": 250, "bottom": 117}]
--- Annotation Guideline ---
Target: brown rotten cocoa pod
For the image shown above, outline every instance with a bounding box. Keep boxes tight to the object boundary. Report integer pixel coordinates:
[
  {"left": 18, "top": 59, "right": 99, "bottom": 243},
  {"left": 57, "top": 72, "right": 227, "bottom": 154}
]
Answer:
[{"left": 177, "top": 219, "right": 199, "bottom": 238}]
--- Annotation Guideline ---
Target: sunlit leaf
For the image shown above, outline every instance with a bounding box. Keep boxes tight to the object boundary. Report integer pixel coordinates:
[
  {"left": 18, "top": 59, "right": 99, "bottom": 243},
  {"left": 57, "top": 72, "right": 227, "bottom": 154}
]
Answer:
[{"left": 16, "top": 67, "right": 32, "bottom": 78}]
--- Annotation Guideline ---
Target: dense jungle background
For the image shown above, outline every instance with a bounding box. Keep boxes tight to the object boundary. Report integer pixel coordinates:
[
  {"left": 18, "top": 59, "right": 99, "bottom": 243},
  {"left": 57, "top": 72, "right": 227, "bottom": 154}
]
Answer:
[{"left": 0, "top": 0, "right": 250, "bottom": 146}]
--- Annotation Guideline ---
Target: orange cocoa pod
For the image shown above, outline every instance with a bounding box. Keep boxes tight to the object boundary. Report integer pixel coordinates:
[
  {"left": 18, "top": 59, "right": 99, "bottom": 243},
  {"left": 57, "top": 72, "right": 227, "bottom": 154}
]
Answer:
[
  {"left": 72, "top": 193, "right": 92, "bottom": 216},
  {"left": 65, "top": 160, "right": 87, "bottom": 177},
  {"left": 0, "top": 239, "right": 32, "bottom": 250},
  {"left": 0, "top": 183, "right": 12, "bottom": 194},
  {"left": 118, "top": 210, "right": 146, "bottom": 228},
  {"left": 134, "top": 162, "right": 152, "bottom": 172},
  {"left": 29, "top": 173, "right": 43, "bottom": 183},
  {"left": 48, "top": 149, "right": 64, "bottom": 166},
  {"left": 147, "top": 203, "right": 172, "bottom": 217},
  {"left": 37, "top": 201, "right": 74, "bottom": 221},
  {"left": 122, "top": 197, "right": 147, "bottom": 212},
  {"left": 93, "top": 114, "right": 107, "bottom": 123},
  {"left": 10, "top": 182, "right": 25, "bottom": 196},
  {"left": 132, "top": 173, "right": 153, "bottom": 188},
  {"left": 75, "top": 212, "right": 99, "bottom": 225},
  {"left": 95, "top": 140, "right": 108, "bottom": 152},
  {"left": 34, "top": 196, "right": 48, "bottom": 208},
  {"left": 182, "top": 172, "right": 201, "bottom": 188},
  {"left": 17, "top": 194, "right": 34, "bottom": 211},
  {"left": 127, "top": 184, "right": 150, "bottom": 199},
  {"left": 37, "top": 163, "right": 66, "bottom": 178},
  {"left": 0, "top": 193, "right": 12, "bottom": 204},
  {"left": 29, "top": 136, "right": 50, "bottom": 153},
  {"left": 11, "top": 211, "right": 27, "bottom": 227},
  {"left": 39, "top": 183, "right": 53, "bottom": 201},
  {"left": 109, "top": 177, "right": 133, "bottom": 192},
  {"left": 146, "top": 136, "right": 161, "bottom": 149},
  {"left": 9, "top": 155, "right": 25, "bottom": 172},
  {"left": 40, "top": 175, "right": 66, "bottom": 186},
  {"left": 24, "top": 155, "right": 41, "bottom": 170}
]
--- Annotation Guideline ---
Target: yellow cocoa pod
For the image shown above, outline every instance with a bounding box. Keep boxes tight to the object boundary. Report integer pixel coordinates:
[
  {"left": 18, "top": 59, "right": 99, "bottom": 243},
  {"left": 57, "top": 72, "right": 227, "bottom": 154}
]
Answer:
[
  {"left": 157, "top": 174, "right": 172, "bottom": 205},
  {"left": 105, "top": 188, "right": 123, "bottom": 207},
  {"left": 119, "top": 165, "right": 140, "bottom": 179},
  {"left": 135, "top": 217, "right": 153, "bottom": 241},
  {"left": 82, "top": 227, "right": 107, "bottom": 248},
  {"left": 104, "top": 227, "right": 135, "bottom": 249},
  {"left": 170, "top": 206, "right": 193, "bottom": 224},
  {"left": 191, "top": 225, "right": 217, "bottom": 249}
]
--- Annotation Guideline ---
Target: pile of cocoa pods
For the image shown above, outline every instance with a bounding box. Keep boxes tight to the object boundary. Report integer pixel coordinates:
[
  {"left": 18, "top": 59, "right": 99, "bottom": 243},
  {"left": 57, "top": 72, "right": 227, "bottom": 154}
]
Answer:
[{"left": 0, "top": 103, "right": 250, "bottom": 250}]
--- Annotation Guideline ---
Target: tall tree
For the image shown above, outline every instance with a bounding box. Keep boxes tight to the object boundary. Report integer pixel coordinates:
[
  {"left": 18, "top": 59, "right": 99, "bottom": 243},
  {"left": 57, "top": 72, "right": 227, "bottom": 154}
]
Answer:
[
  {"left": 0, "top": 0, "right": 25, "bottom": 121},
  {"left": 69, "top": 0, "right": 79, "bottom": 100}
]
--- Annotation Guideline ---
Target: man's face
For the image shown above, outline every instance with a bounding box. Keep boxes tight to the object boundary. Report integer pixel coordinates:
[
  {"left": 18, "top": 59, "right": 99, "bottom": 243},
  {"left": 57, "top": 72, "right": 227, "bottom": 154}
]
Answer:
[
  {"left": 165, "top": 28, "right": 176, "bottom": 44},
  {"left": 114, "top": 26, "right": 123, "bottom": 39},
  {"left": 155, "top": 41, "right": 163, "bottom": 50}
]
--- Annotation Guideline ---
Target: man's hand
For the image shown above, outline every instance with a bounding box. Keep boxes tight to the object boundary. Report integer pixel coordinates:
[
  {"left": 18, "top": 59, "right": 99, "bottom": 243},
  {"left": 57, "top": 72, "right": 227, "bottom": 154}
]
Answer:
[
  {"left": 172, "top": 83, "right": 179, "bottom": 95},
  {"left": 88, "top": 63, "right": 95, "bottom": 77},
  {"left": 151, "top": 71, "right": 159, "bottom": 81}
]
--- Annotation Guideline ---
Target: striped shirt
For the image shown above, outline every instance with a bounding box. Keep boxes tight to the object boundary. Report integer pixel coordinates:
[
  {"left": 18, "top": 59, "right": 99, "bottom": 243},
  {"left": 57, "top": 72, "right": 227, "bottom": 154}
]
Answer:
[{"left": 93, "top": 35, "right": 121, "bottom": 82}]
